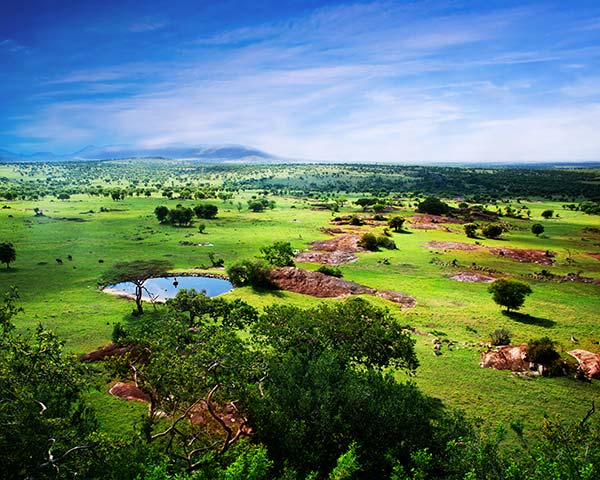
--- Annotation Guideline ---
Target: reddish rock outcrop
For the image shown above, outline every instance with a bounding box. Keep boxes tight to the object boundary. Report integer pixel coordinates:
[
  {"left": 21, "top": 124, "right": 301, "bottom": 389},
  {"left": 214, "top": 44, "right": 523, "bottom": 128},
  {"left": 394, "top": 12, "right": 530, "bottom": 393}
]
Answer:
[
  {"left": 480, "top": 344, "right": 532, "bottom": 372},
  {"left": 567, "top": 349, "right": 600, "bottom": 380}
]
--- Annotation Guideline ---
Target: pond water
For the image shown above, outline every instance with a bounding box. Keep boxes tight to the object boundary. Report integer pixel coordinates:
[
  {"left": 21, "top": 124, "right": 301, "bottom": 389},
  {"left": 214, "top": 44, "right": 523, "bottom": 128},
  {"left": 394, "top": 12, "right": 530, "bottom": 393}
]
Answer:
[{"left": 107, "top": 276, "right": 233, "bottom": 301}]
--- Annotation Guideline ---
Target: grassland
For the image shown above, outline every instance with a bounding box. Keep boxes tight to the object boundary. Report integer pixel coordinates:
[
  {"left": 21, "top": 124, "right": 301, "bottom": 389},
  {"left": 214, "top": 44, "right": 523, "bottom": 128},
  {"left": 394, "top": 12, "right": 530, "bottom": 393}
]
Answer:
[{"left": 1, "top": 161, "right": 599, "bottom": 440}]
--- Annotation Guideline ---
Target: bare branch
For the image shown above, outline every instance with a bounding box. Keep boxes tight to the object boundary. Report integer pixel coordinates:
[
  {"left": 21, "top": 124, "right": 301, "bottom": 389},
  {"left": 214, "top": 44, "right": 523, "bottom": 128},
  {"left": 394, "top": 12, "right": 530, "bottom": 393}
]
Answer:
[
  {"left": 34, "top": 399, "right": 47, "bottom": 415},
  {"left": 580, "top": 401, "right": 595, "bottom": 428}
]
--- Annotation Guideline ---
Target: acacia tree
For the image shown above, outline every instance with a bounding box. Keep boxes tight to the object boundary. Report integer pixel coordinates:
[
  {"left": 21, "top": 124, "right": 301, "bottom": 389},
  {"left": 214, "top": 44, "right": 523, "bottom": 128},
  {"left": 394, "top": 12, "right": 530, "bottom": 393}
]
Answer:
[
  {"left": 101, "top": 260, "right": 172, "bottom": 315},
  {"left": 487, "top": 278, "right": 532, "bottom": 312},
  {"left": 0, "top": 242, "right": 16, "bottom": 269}
]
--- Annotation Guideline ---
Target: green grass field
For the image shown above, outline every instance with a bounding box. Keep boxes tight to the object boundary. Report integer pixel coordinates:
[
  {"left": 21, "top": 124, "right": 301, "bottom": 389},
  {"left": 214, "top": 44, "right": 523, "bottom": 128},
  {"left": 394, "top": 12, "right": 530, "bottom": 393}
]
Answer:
[{"left": 1, "top": 163, "right": 599, "bottom": 441}]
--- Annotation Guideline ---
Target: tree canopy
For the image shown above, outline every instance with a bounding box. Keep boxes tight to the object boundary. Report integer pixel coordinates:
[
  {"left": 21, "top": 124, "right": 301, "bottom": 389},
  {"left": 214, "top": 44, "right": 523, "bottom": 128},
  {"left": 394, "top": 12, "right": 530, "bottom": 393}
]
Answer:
[
  {"left": 487, "top": 278, "right": 533, "bottom": 312},
  {"left": 0, "top": 242, "right": 16, "bottom": 269}
]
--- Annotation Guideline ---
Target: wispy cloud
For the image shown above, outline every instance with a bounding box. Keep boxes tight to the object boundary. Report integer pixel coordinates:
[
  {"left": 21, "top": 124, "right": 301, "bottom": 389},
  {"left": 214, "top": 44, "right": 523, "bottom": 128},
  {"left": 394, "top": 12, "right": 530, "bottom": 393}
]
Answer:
[
  {"left": 129, "top": 17, "right": 170, "bottom": 33},
  {"left": 0, "top": 38, "right": 29, "bottom": 54},
  {"left": 7, "top": 1, "right": 600, "bottom": 162}
]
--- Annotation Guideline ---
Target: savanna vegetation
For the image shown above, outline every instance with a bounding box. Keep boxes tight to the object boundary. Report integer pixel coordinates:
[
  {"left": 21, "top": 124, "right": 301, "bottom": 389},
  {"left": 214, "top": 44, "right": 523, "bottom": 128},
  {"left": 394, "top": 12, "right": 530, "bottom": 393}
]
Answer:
[{"left": 1, "top": 159, "right": 599, "bottom": 479}]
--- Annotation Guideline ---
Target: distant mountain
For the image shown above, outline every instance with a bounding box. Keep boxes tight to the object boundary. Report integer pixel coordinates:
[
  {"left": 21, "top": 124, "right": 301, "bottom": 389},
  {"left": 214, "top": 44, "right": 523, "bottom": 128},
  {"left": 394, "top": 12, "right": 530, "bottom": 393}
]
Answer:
[{"left": 0, "top": 144, "right": 279, "bottom": 163}]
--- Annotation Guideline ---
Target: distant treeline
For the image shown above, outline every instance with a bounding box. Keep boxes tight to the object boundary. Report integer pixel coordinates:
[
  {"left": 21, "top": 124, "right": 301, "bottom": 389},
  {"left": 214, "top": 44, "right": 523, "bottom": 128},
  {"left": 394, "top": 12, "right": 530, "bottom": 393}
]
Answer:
[{"left": 1, "top": 161, "right": 599, "bottom": 201}]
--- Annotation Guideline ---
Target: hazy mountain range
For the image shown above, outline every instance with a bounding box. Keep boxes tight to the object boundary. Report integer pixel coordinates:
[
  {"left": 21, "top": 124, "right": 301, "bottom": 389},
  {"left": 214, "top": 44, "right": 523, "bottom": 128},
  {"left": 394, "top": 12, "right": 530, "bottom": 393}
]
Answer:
[{"left": 0, "top": 144, "right": 279, "bottom": 163}]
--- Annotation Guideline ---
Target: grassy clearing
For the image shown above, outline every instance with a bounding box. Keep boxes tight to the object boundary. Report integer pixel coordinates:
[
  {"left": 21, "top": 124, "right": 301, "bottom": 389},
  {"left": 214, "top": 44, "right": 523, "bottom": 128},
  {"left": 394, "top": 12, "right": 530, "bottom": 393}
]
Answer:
[{"left": 1, "top": 163, "right": 599, "bottom": 437}]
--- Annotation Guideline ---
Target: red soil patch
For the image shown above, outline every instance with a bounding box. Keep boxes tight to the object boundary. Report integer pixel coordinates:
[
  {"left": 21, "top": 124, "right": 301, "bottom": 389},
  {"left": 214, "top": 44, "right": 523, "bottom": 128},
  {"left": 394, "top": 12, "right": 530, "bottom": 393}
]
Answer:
[
  {"left": 450, "top": 272, "right": 495, "bottom": 283},
  {"left": 321, "top": 227, "right": 345, "bottom": 235},
  {"left": 410, "top": 223, "right": 452, "bottom": 231},
  {"left": 567, "top": 350, "right": 600, "bottom": 380},
  {"left": 270, "top": 267, "right": 416, "bottom": 308},
  {"left": 295, "top": 234, "right": 365, "bottom": 265},
  {"left": 410, "top": 214, "right": 465, "bottom": 225},
  {"left": 271, "top": 267, "right": 373, "bottom": 297},
  {"left": 480, "top": 345, "right": 532, "bottom": 372},
  {"left": 308, "top": 234, "right": 364, "bottom": 252},
  {"left": 488, "top": 247, "right": 555, "bottom": 265},
  {"left": 425, "top": 241, "right": 482, "bottom": 251},
  {"left": 80, "top": 342, "right": 133, "bottom": 362},
  {"left": 587, "top": 252, "right": 600, "bottom": 261},
  {"left": 109, "top": 381, "right": 150, "bottom": 402},
  {"left": 295, "top": 251, "right": 358, "bottom": 265}
]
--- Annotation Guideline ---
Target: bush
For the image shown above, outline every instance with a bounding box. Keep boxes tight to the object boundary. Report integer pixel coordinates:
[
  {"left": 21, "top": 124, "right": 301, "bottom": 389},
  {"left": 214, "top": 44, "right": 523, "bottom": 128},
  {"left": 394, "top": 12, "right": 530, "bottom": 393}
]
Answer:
[
  {"left": 349, "top": 215, "right": 363, "bottom": 226},
  {"left": 111, "top": 322, "right": 128, "bottom": 345},
  {"left": 376, "top": 236, "right": 397, "bottom": 250},
  {"left": 358, "top": 233, "right": 379, "bottom": 251},
  {"left": 260, "top": 241, "right": 295, "bottom": 267},
  {"left": 541, "top": 209, "right": 554, "bottom": 219},
  {"left": 464, "top": 223, "right": 478, "bottom": 238},
  {"left": 481, "top": 224, "right": 503, "bottom": 239},
  {"left": 193, "top": 204, "right": 218, "bottom": 219},
  {"left": 316, "top": 265, "right": 343, "bottom": 278},
  {"left": 227, "top": 260, "right": 274, "bottom": 289},
  {"left": 526, "top": 337, "right": 560, "bottom": 366},
  {"left": 490, "top": 328, "right": 511, "bottom": 346}
]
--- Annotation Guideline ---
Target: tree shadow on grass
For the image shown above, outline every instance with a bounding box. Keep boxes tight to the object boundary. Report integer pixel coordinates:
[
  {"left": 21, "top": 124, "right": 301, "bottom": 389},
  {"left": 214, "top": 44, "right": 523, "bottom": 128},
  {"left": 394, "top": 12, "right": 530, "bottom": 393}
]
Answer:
[
  {"left": 502, "top": 311, "right": 556, "bottom": 328},
  {"left": 0, "top": 267, "right": 19, "bottom": 274}
]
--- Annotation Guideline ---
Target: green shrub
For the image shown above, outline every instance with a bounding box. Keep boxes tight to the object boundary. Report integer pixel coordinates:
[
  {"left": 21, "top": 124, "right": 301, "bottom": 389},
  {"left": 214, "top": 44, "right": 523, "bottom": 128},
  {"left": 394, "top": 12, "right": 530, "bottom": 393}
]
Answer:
[
  {"left": 526, "top": 337, "right": 560, "bottom": 366},
  {"left": 490, "top": 328, "right": 511, "bottom": 346},
  {"left": 482, "top": 224, "right": 503, "bottom": 239}
]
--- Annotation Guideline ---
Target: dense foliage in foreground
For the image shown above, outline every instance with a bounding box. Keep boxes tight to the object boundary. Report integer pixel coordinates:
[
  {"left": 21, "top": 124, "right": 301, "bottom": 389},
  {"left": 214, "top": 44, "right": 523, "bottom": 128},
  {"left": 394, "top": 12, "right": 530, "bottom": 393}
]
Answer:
[{"left": 1, "top": 288, "right": 599, "bottom": 479}]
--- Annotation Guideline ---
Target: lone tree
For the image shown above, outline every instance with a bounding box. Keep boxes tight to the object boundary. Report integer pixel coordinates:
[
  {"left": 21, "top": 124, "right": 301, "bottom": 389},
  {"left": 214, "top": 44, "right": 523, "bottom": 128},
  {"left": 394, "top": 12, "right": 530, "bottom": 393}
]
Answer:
[
  {"left": 487, "top": 278, "right": 532, "bottom": 312},
  {"left": 0, "top": 242, "right": 16, "bottom": 269},
  {"left": 531, "top": 223, "right": 544, "bottom": 236},
  {"left": 388, "top": 216, "right": 406, "bottom": 232},
  {"left": 101, "top": 260, "right": 172, "bottom": 315}
]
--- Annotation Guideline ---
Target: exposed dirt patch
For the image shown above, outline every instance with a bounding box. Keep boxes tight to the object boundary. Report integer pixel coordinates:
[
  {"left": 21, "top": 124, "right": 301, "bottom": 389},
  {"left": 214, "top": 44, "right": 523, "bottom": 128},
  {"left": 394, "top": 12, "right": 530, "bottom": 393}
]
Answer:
[
  {"left": 425, "top": 241, "right": 482, "bottom": 251},
  {"left": 271, "top": 267, "right": 373, "bottom": 297},
  {"left": 270, "top": 267, "right": 416, "bottom": 308},
  {"left": 410, "top": 214, "right": 465, "bottom": 225},
  {"left": 295, "top": 251, "right": 358, "bottom": 265},
  {"left": 296, "top": 234, "right": 365, "bottom": 265},
  {"left": 567, "top": 350, "right": 600, "bottom": 380},
  {"left": 587, "top": 252, "right": 600, "bottom": 261},
  {"left": 375, "top": 290, "right": 417, "bottom": 308},
  {"left": 308, "top": 234, "right": 365, "bottom": 252},
  {"left": 109, "top": 381, "right": 150, "bottom": 402},
  {"left": 450, "top": 272, "right": 495, "bottom": 283},
  {"left": 80, "top": 342, "right": 133, "bottom": 362},
  {"left": 488, "top": 247, "right": 555, "bottom": 265},
  {"left": 480, "top": 344, "right": 532, "bottom": 372}
]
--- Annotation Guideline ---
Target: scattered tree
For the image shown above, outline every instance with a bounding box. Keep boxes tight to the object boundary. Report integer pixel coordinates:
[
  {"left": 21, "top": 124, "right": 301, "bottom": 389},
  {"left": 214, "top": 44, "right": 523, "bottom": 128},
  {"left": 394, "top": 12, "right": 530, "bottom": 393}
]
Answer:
[
  {"left": 193, "top": 204, "right": 218, "bottom": 219},
  {"left": 0, "top": 242, "right": 16, "bottom": 269},
  {"left": 487, "top": 278, "right": 532, "bottom": 312},
  {"left": 464, "top": 223, "right": 478, "bottom": 238},
  {"left": 482, "top": 224, "right": 503, "bottom": 239},
  {"left": 388, "top": 216, "right": 406, "bottom": 232},
  {"left": 531, "top": 223, "right": 544, "bottom": 236},
  {"left": 260, "top": 241, "right": 295, "bottom": 267},
  {"left": 541, "top": 209, "right": 554, "bottom": 219},
  {"left": 154, "top": 205, "right": 169, "bottom": 223}
]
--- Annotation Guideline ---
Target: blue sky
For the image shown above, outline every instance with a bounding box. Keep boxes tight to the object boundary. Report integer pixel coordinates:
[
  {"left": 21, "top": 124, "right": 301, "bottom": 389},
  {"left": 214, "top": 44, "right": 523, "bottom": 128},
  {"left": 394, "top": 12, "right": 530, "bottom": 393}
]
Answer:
[{"left": 2, "top": 0, "right": 600, "bottom": 163}]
